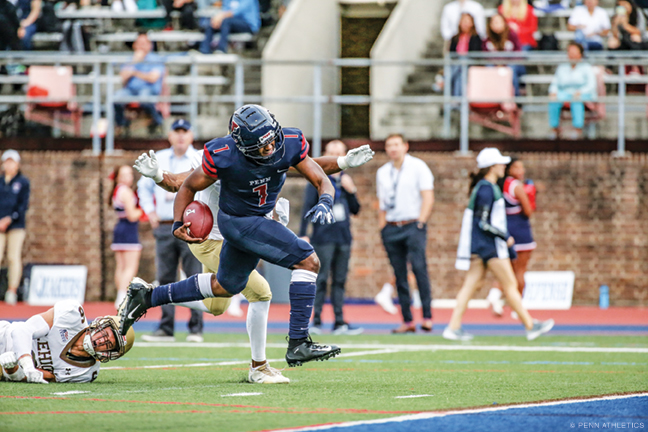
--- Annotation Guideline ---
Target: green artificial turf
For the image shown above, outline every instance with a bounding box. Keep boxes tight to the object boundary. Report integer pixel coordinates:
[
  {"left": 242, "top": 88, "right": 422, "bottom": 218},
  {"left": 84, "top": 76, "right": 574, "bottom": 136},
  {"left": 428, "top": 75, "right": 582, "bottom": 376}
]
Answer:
[{"left": 1, "top": 333, "right": 646, "bottom": 432}]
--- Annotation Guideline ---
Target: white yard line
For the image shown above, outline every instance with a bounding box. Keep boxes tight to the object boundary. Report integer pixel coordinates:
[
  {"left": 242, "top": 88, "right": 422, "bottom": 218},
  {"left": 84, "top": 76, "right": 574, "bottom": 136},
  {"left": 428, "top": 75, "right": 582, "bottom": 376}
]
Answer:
[
  {"left": 269, "top": 393, "right": 648, "bottom": 432},
  {"left": 394, "top": 395, "right": 433, "bottom": 399},
  {"left": 133, "top": 341, "right": 648, "bottom": 354},
  {"left": 221, "top": 392, "right": 262, "bottom": 397},
  {"left": 51, "top": 391, "right": 91, "bottom": 396}
]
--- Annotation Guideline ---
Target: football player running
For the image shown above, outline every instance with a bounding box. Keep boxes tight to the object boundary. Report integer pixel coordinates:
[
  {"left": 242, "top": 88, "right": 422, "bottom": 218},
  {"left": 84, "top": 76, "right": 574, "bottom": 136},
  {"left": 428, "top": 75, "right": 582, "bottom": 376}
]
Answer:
[
  {"left": 0, "top": 300, "right": 134, "bottom": 383},
  {"left": 121, "top": 105, "right": 371, "bottom": 367},
  {"left": 129, "top": 120, "right": 374, "bottom": 380}
]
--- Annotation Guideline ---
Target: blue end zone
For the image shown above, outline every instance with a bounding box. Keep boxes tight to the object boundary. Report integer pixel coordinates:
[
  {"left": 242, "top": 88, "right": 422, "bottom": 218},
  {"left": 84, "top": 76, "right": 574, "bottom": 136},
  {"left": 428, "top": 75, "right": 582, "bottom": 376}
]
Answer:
[{"left": 314, "top": 395, "right": 648, "bottom": 432}]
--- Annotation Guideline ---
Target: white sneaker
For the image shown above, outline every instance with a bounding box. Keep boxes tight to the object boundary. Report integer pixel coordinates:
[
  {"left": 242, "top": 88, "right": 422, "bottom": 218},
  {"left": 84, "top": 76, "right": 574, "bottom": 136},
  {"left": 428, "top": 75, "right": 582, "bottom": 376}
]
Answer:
[
  {"left": 226, "top": 294, "right": 244, "bottom": 317},
  {"left": 186, "top": 333, "right": 204, "bottom": 343},
  {"left": 248, "top": 363, "right": 290, "bottom": 384},
  {"left": 375, "top": 284, "right": 397, "bottom": 314},
  {"left": 332, "top": 323, "right": 364, "bottom": 336},
  {"left": 526, "top": 319, "right": 555, "bottom": 341},
  {"left": 487, "top": 288, "right": 504, "bottom": 317},
  {"left": 4, "top": 291, "right": 17, "bottom": 306},
  {"left": 309, "top": 325, "right": 323, "bottom": 335},
  {"left": 442, "top": 327, "right": 474, "bottom": 341}
]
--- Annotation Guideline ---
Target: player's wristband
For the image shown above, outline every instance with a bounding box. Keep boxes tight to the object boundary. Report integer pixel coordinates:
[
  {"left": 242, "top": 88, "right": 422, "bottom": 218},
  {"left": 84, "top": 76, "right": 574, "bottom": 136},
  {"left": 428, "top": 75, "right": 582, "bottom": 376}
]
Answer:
[
  {"left": 153, "top": 169, "right": 165, "bottom": 184},
  {"left": 337, "top": 156, "right": 349, "bottom": 170},
  {"left": 172, "top": 221, "right": 183, "bottom": 233}
]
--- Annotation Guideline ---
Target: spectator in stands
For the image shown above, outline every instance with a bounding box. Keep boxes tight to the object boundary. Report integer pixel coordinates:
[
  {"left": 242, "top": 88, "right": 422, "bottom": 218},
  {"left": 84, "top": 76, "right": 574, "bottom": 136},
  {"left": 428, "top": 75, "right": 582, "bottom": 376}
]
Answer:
[
  {"left": 441, "top": 0, "right": 486, "bottom": 43},
  {"left": 59, "top": 0, "right": 90, "bottom": 53},
  {"left": 114, "top": 32, "right": 165, "bottom": 136},
  {"left": 483, "top": 14, "right": 525, "bottom": 96},
  {"left": 377, "top": 134, "right": 434, "bottom": 334},
  {"left": 498, "top": 0, "right": 538, "bottom": 50},
  {"left": 15, "top": 0, "right": 42, "bottom": 50},
  {"left": 199, "top": 0, "right": 260, "bottom": 54},
  {"left": 608, "top": 0, "right": 647, "bottom": 50},
  {"left": 0, "top": 0, "right": 22, "bottom": 51},
  {"left": 299, "top": 140, "right": 363, "bottom": 336},
  {"left": 449, "top": 13, "right": 483, "bottom": 97},
  {"left": 548, "top": 42, "right": 597, "bottom": 139},
  {"left": 162, "top": 0, "right": 197, "bottom": 30},
  {"left": 1, "top": 150, "right": 30, "bottom": 306},
  {"left": 568, "top": 0, "right": 611, "bottom": 51}
]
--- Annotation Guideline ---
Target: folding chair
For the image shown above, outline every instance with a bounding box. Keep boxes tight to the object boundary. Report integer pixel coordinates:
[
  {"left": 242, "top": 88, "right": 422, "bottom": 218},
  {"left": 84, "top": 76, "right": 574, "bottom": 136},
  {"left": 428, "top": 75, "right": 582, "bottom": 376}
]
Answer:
[
  {"left": 25, "top": 66, "right": 82, "bottom": 136},
  {"left": 467, "top": 66, "right": 521, "bottom": 138}
]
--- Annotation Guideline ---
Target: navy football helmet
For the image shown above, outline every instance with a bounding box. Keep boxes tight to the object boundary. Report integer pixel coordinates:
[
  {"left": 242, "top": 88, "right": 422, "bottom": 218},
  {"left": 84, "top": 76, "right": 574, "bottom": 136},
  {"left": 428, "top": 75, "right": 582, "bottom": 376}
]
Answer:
[{"left": 229, "top": 104, "right": 285, "bottom": 165}]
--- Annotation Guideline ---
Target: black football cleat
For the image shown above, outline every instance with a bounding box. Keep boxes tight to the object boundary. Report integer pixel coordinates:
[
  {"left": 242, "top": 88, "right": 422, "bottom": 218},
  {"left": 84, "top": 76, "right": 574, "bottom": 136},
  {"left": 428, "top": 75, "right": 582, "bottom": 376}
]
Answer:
[
  {"left": 118, "top": 277, "right": 153, "bottom": 335},
  {"left": 285, "top": 337, "right": 341, "bottom": 367}
]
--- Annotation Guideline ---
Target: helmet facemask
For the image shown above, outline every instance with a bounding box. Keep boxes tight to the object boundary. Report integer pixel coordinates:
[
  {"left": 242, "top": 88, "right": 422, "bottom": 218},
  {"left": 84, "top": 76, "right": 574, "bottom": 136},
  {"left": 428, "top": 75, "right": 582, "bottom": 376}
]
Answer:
[
  {"left": 82, "top": 316, "right": 127, "bottom": 363},
  {"left": 230, "top": 106, "right": 286, "bottom": 166}
]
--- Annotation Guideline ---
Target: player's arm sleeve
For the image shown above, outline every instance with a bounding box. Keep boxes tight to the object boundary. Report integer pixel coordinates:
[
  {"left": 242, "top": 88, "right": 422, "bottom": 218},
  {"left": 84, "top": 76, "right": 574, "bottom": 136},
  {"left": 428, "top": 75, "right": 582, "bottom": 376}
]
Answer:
[
  {"left": 12, "top": 178, "right": 30, "bottom": 222},
  {"left": 298, "top": 184, "right": 319, "bottom": 237},
  {"left": 291, "top": 133, "right": 310, "bottom": 166},
  {"left": 9, "top": 315, "right": 50, "bottom": 359},
  {"left": 136, "top": 176, "right": 156, "bottom": 214},
  {"left": 201, "top": 147, "right": 220, "bottom": 179}
]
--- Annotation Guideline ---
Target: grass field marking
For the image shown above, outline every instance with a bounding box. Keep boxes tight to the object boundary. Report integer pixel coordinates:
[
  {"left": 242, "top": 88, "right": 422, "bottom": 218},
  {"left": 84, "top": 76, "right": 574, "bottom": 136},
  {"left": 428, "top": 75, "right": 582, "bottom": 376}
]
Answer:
[
  {"left": 221, "top": 393, "right": 263, "bottom": 397},
  {"left": 51, "top": 391, "right": 91, "bottom": 396},
  {"left": 263, "top": 393, "right": 648, "bottom": 432},
  {"left": 104, "top": 349, "right": 406, "bottom": 371},
  {"left": 394, "top": 395, "right": 433, "bottom": 399},
  {"left": 133, "top": 342, "right": 648, "bottom": 354}
]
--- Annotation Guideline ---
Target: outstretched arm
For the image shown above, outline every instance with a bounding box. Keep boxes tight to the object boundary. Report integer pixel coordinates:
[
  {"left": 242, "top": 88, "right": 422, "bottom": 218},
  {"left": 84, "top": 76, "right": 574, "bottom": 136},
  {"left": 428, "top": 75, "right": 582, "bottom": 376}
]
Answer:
[
  {"left": 291, "top": 145, "right": 375, "bottom": 175},
  {"left": 134, "top": 150, "right": 193, "bottom": 193}
]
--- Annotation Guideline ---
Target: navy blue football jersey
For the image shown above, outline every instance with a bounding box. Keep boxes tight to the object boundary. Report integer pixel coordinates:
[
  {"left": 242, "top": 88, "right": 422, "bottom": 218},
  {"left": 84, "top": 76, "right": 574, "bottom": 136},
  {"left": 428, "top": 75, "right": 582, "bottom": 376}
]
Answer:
[{"left": 202, "top": 127, "right": 310, "bottom": 217}]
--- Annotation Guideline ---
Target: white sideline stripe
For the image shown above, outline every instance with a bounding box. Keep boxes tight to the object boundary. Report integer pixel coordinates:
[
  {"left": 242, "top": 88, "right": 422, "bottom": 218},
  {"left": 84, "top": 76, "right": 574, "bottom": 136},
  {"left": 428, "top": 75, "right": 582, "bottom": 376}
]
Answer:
[
  {"left": 270, "top": 393, "right": 648, "bottom": 432},
  {"left": 51, "top": 391, "right": 91, "bottom": 396},
  {"left": 221, "top": 392, "right": 262, "bottom": 397},
  {"left": 133, "top": 342, "right": 648, "bottom": 354},
  {"left": 103, "top": 349, "right": 400, "bottom": 371},
  {"left": 395, "top": 395, "right": 433, "bottom": 399}
]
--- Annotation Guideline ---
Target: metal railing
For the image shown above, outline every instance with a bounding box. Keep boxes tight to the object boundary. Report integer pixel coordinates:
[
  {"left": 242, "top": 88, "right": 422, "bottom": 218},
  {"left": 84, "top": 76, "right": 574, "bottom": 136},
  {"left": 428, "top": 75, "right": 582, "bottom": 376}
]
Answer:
[{"left": 0, "top": 51, "right": 646, "bottom": 156}]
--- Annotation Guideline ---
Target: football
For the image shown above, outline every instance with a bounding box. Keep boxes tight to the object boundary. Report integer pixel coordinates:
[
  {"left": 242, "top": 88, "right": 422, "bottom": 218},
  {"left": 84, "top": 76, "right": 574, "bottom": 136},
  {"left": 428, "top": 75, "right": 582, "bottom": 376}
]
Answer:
[{"left": 182, "top": 201, "right": 213, "bottom": 239}]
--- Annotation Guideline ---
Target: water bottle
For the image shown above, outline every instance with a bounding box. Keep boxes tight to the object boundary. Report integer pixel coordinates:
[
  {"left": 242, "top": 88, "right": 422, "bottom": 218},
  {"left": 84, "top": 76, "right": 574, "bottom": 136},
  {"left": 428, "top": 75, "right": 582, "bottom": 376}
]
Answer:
[{"left": 599, "top": 285, "right": 609, "bottom": 309}]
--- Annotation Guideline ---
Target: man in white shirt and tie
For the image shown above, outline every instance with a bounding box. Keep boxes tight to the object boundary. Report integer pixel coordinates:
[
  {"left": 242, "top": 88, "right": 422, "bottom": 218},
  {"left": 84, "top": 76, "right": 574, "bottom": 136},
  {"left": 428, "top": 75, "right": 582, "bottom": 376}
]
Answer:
[
  {"left": 376, "top": 134, "right": 435, "bottom": 334},
  {"left": 136, "top": 119, "right": 204, "bottom": 342}
]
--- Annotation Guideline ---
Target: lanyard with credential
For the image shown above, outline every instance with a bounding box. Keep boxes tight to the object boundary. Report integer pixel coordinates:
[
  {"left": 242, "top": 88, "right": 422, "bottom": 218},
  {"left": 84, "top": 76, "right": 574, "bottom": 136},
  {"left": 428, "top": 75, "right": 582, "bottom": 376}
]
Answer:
[{"left": 387, "top": 163, "right": 402, "bottom": 210}]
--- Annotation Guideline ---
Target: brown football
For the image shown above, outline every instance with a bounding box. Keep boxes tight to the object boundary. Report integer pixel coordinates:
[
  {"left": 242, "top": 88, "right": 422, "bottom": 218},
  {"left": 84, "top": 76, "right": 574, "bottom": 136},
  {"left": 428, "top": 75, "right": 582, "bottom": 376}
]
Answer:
[{"left": 182, "top": 201, "right": 213, "bottom": 239}]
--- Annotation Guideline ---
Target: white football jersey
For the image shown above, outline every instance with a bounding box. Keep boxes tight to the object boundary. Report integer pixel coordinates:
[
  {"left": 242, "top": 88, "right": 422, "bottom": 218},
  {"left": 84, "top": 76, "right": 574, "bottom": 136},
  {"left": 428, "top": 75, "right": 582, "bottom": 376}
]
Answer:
[
  {"left": 191, "top": 150, "right": 224, "bottom": 241},
  {"left": 32, "top": 300, "right": 100, "bottom": 383}
]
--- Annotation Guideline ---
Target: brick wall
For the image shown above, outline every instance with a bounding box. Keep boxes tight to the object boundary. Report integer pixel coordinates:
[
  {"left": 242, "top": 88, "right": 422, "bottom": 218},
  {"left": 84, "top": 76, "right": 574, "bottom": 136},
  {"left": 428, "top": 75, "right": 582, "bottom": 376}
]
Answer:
[{"left": 16, "top": 151, "right": 648, "bottom": 306}]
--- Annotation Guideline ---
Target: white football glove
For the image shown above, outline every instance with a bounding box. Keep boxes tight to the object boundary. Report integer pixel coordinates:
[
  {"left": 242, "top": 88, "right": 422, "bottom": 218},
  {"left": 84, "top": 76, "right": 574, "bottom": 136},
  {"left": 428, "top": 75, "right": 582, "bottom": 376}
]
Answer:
[
  {"left": 0, "top": 351, "right": 18, "bottom": 370},
  {"left": 337, "top": 145, "right": 375, "bottom": 170},
  {"left": 18, "top": 356, "right": 48, "bottom": 384},
  {"left": 275, "top": 198, "right": 290, "bottom": 227},
  {"left": 134, "top": 150, "right": 164, "bottom": 183}
]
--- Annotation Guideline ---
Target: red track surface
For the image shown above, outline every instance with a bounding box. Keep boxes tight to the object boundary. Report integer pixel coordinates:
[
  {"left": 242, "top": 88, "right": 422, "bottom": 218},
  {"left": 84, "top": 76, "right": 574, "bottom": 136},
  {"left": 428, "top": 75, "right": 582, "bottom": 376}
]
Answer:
[{"left": 1, "top": 303, "right": 646, "bottom": 325}]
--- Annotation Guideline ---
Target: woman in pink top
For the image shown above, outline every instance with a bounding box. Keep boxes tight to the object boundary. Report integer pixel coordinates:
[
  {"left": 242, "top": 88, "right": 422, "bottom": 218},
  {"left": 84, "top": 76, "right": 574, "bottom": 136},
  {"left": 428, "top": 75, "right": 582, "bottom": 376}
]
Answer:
[
  {"left": 449, "top": 13, "right": 483, "bottom": 96},
  {"left": 498, "top": 0, "right": 538, "bottom": 50},
  {"left": 483, "top": 14, "right": 525, "bottom": 95}
]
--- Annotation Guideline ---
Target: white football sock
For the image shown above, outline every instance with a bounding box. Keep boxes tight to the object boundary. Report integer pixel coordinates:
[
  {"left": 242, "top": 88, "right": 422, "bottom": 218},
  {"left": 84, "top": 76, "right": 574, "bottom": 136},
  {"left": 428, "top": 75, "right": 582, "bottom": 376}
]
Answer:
[
  {"left": 197, "top": 273, "right": 215, "bottom": 298},
  {"left": 174, "top": 300, "right": 209, "bottom": 312},
  {"left": 247, "top": 300, "right": 269, "bottom": 362}
]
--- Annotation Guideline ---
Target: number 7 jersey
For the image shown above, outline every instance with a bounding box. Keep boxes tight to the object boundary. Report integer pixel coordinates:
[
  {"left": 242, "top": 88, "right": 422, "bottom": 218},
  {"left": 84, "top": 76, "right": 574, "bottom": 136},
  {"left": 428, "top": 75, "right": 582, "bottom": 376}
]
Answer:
[{"left": 201, "top": 128, "right": 309, "bottom": 218}]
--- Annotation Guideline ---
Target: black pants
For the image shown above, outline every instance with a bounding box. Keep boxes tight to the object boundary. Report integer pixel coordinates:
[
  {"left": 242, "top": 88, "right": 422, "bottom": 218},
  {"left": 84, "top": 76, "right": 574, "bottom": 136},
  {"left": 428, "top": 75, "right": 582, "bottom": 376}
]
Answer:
[
  {"left": 381, "top": 222, "right": 432, "bottom": 323},
  {"left": 154, "top": 225, "right": 203, "bottom": 335},
  {"left": 312, "top": 243, "right": 351, "bottom": 326},
  {"left": 160, "top": 0, "right": 197, "bottom": 29}
]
